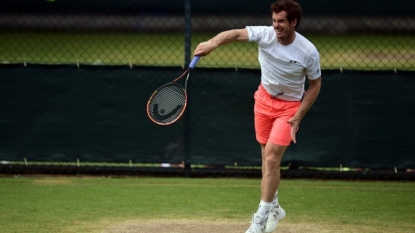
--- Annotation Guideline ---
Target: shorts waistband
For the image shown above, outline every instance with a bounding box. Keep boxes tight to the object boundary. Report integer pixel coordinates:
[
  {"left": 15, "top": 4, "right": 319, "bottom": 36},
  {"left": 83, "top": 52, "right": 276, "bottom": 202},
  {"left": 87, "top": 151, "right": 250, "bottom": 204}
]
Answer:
[{"left": 258, "top": 84, "right": 284, "bottom": 100}]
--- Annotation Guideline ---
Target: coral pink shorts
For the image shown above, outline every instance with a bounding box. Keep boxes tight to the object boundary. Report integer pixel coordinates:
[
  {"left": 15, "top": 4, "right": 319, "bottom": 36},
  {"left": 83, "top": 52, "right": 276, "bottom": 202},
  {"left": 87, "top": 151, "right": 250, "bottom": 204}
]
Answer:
[{"left": 254, "top": 84, "right": 301, "bottom": 146}]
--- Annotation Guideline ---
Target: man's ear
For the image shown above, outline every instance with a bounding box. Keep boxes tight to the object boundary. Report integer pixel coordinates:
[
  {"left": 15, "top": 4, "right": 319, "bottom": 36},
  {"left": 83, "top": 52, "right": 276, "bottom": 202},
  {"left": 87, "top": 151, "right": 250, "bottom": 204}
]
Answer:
[{"left": 292, "top": 19, "right": 297, "bottom": 27}]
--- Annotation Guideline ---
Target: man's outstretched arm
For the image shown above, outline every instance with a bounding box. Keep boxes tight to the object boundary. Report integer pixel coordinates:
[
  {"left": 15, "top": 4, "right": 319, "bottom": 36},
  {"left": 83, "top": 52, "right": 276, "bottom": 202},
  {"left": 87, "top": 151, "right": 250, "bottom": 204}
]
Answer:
[{"left": 194, "top": 29, "right": 249, "bottom": 56}]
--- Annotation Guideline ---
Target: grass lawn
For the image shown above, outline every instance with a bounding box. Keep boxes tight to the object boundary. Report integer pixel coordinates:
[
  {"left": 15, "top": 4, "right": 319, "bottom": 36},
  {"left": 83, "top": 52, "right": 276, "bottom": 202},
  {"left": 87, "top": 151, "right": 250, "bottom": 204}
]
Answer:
[
  {"left": 1, "top": 31, "right": 414, "bottom": 70},
  {"left": 0, "top": 177, "right": 414, "bottom": 233}
]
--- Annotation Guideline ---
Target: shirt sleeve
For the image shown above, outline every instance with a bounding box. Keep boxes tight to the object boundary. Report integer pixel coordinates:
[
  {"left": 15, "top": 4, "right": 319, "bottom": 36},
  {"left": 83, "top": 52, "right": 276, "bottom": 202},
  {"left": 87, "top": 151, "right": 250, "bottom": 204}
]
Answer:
[
  {"left": 306, "top": 49, "right": 321, "bottom": 80},
  {"left": 246, "top": 26, "right": 274, "bottom": 43}
]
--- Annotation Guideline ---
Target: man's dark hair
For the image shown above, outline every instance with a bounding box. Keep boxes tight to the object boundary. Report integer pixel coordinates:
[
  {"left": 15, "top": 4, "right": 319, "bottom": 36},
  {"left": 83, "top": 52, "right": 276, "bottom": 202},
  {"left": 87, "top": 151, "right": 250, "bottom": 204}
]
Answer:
[{"left": 271, "top": 0, "right": 302, "bottom": 29}]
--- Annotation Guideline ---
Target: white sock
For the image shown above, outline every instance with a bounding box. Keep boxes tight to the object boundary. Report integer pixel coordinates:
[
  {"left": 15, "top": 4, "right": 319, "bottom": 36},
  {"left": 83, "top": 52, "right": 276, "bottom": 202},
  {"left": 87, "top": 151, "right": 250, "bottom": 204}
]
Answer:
[
  {"left": 272, "top": 190, "right": 279, "bottom": 209},
  {"left": 256, "top": 200, "right": 272, "bottom": 218}
]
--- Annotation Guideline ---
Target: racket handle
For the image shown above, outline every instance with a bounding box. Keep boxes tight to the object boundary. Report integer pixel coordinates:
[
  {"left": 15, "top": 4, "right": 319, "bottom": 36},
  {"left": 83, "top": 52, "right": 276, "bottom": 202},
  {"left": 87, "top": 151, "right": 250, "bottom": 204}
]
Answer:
[{"left": 189, "top": 56, "right": 201, "bottom": 69}]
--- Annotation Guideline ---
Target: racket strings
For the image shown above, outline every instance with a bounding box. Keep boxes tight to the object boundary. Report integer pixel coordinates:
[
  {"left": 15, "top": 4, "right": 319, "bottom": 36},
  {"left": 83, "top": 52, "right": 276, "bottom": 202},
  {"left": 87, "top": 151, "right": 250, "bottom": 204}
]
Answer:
[{"left": 148, "top": 84, "right": 186, "bottom": 124}]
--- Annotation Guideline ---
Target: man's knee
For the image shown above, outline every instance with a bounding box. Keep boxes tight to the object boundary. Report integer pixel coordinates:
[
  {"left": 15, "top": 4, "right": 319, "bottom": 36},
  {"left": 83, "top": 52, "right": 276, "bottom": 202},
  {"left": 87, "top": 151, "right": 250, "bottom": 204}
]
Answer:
[{"left": 264, "top": 153, "right": 281, "bottom": 169}]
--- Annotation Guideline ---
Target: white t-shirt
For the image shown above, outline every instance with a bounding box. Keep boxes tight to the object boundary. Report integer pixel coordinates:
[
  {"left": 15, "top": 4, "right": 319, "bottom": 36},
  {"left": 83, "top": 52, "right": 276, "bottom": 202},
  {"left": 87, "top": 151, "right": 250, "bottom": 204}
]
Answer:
[{"left": 246, "top": 26, "right": 321, "bottom": 101}]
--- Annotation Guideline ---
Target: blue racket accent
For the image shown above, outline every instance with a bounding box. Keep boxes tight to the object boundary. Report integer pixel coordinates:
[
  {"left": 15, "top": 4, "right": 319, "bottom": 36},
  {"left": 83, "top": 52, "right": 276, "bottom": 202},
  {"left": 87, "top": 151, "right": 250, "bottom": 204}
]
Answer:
[{"left": 189, "top": 56, "right": 200, "bottom": 69}]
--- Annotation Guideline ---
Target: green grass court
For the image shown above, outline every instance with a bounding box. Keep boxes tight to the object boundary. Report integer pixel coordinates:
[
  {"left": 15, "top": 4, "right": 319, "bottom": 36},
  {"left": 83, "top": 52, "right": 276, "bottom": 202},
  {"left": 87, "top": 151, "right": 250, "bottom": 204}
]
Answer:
[
  {"left": 1, "top": 177, "right": 414, "bottom": 233},
  {"left": 1, "top": 31, "right": 414, "bottom": 70}
]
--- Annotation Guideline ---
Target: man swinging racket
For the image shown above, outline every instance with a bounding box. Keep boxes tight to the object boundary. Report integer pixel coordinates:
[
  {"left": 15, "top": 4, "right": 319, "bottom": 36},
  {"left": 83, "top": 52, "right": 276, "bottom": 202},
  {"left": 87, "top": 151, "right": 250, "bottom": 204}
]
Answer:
[{"left": 194, "top": 0, "right": 322, "bottom": 232}]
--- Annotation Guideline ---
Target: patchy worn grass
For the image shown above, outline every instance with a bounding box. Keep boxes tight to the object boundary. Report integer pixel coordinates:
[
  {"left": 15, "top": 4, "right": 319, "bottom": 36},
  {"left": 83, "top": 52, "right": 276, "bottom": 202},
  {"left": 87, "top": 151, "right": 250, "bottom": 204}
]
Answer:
[{"left": 0, "top": 177, "right": 414, "bottom": 233}]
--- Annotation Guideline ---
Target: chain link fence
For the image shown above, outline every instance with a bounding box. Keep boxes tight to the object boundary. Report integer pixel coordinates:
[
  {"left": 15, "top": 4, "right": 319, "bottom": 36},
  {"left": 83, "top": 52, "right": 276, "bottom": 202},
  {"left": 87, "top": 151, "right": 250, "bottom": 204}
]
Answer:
[{"left": 1, "top": 0, "right": 415, "bottom": 70}]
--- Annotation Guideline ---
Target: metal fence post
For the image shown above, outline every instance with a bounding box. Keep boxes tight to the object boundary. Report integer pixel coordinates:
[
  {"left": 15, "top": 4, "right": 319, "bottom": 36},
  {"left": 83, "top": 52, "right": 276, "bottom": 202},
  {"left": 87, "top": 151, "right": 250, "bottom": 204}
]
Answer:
[{"left": 183, "top": 0, "right": 192, "bottom": 178}]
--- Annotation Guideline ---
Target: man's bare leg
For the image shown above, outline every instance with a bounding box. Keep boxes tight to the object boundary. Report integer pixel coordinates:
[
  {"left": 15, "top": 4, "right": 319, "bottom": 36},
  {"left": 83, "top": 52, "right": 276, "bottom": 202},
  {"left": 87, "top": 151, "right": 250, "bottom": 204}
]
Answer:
[{"left": 261, "top": 142, "right": 286, "bottom": 202}]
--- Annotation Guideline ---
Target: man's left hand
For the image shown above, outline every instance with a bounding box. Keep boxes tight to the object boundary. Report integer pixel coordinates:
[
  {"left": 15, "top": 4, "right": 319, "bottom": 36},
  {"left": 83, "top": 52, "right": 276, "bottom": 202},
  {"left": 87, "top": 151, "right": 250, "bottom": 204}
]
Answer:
[{"left": 287, "top": 117, "right": 300, "bottom": 143}]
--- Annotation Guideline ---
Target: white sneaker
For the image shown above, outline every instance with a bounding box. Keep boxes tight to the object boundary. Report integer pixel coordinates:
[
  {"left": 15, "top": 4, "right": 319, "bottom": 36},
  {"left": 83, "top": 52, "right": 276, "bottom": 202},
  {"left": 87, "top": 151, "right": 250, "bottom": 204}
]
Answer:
[
  {"left": 245, "top": 213, "right": 267, "bottom": 233},
  {"left": 265, "top": 205, "right": 286, "bottom": 233}
]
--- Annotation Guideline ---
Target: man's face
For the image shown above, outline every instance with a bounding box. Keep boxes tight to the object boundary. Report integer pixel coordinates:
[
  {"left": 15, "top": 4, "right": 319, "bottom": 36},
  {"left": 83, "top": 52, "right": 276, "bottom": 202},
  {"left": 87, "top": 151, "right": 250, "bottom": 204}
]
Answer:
[{"left": 272, "top": 11, "right": 296, "bottom": 42}]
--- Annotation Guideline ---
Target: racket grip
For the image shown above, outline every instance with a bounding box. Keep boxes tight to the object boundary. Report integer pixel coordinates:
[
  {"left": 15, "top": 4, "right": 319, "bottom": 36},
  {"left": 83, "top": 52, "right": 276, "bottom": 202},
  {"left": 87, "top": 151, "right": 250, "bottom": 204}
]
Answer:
[{"left": 189, "top": 56, "right": 201, "bottom": 69}]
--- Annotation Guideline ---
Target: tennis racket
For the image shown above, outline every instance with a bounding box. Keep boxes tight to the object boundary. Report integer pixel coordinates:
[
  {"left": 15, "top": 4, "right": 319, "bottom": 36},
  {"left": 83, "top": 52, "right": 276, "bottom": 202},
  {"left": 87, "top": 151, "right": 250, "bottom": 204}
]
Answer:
[{"left": 146, "top": 56, "right": 201, "bottom": 126}]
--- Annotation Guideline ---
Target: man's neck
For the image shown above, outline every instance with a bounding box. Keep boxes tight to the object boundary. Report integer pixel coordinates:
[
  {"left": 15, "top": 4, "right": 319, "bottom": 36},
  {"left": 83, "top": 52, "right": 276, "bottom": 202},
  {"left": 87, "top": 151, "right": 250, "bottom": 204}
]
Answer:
[{"left": 278, "top": 32, "right": 296, "bottom": 46}]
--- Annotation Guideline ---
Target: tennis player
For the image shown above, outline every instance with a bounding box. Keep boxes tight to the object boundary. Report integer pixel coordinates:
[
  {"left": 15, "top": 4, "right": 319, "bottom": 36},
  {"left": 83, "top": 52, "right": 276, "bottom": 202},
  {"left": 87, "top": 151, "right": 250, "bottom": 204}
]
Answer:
[{"left": 194, "top": 0, "right": 321, "bottom": 232}]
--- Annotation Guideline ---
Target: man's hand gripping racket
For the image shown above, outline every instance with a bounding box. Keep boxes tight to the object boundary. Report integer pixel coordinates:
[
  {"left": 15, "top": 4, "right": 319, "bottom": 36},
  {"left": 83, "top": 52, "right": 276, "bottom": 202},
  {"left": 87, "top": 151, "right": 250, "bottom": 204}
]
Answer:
[{"left": 146, "top": 56, "right": 201, "bottom": 126}]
